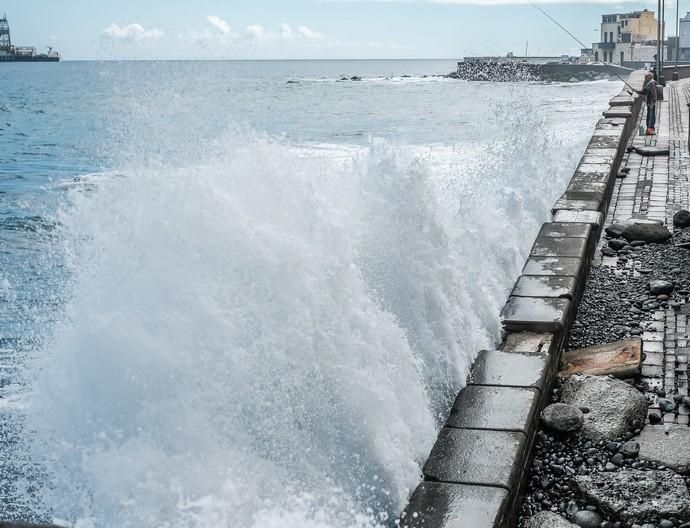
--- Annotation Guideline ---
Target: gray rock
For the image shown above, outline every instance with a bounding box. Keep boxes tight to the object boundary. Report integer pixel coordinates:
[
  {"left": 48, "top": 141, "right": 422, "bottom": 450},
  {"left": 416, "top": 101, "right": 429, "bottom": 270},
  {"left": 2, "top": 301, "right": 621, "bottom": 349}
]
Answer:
[
  {"left": 541, "top": 403, "right": 584, "bottom": 433},
  {"left": 605, "top": 223, "right": 627, "bottom": 238},
  {"left": 524, "top": 511, "right": 576, "bottom": 528},
  {"left": 649, "top": 280, "right": 674, "bottom": 296},
  {"left": 674, "top": 209, "right": 690, "bottom": 228},
  {"left": 620, "top": 440, "right": 640, "bottom": 458},
  {"left": 561, "top": 375, "right": 648, "bottom": 442},
  {"left": 576, "top": 469, "right": 690, "bottom": 523},
  {"left": 609, "top": 239, "right": 627, "bottom": 251},
  {"left": 622, "top": 223, "right": 672, "bottom": 243},
  {"left": 573, "top": 510, "right": 603, "bottom": 528},
  {"left": 638, "top": 425, "right": 690, "bottom": 473},
  {"left": 658, "top": 397, "right": 677, "bottom": 412}
]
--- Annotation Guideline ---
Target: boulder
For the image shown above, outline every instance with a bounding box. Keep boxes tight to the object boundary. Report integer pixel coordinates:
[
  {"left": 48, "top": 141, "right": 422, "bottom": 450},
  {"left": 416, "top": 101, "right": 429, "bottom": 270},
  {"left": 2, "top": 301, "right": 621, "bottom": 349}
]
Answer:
[
  {"left": 638, "top": 425, "right": 690, "bottom": 473},
  {"left": 606, "top": 218, "right": 671, "bottom": 243},
  {"left": 524, "top": 511, "right": 576, "bottom": 528},
  {"left": 649, "top": 280, "right": 674, "bottom": 296},
  {"left": 541, "top": 403, "right": 584, "bottom": 433},
  {"left": 573, "top": 510, "right": 603, "bottom": 527},
  {"left": 622, "top": 222, "right": 672, "bottom": 243},
  {"left": 561, "top": 375, "right": 647, "bottom": 442},
  {"left": 608, "top": 239, "right": 627, "bottom": 251},
  {"left": 674, "top": 209, "right": 690, "bottom": 228},
  {"left": 620, "top": 440, "right": 640, "bottom": 458},
  {"left": 576, "top": 469, "right": 690, "bottom": 523}
]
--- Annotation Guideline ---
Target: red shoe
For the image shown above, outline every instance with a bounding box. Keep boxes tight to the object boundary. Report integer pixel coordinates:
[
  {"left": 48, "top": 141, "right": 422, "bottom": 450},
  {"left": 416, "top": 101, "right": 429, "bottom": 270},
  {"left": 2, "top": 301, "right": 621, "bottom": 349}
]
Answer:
[{"left": 647, "top": 128, "right": 656, "bottom": 135}]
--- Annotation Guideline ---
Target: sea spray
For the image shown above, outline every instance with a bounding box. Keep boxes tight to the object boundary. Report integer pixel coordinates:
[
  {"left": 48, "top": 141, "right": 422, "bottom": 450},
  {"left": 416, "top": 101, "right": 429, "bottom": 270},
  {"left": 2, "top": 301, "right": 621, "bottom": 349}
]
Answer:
[{"left": 6, "top": 82, "right": 614, "bottom": 526}]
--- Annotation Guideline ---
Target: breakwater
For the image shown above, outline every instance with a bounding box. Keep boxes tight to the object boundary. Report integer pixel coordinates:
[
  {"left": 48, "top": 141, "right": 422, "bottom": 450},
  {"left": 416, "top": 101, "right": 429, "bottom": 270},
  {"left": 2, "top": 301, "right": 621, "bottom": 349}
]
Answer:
[{"left": 398, "top": 70, "right": 647, "bottom": 528}]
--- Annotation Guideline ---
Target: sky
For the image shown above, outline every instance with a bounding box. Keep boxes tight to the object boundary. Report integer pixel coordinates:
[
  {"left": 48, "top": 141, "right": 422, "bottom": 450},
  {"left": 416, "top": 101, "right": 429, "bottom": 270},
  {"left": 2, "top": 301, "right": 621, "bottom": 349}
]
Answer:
[{"left": 1, "top": 0, "right": 684, "bottom": 60}]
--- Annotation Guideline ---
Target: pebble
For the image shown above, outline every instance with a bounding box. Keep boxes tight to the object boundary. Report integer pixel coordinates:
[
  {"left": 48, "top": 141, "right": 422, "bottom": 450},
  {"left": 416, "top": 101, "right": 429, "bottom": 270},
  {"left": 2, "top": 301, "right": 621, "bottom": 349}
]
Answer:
[
  {"left": 573, "top": 510, "right": 603, "bottom": 528},
  {"left": 658, "top": 398, "right": 676, "bottom": 413}
]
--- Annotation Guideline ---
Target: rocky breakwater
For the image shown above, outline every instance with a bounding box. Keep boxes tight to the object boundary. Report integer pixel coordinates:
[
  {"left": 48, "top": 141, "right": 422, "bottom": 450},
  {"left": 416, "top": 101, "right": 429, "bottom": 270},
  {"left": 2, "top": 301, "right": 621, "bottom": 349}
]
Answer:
[{"left": 519, "top": 212, "right": 690, "bottom": 528}]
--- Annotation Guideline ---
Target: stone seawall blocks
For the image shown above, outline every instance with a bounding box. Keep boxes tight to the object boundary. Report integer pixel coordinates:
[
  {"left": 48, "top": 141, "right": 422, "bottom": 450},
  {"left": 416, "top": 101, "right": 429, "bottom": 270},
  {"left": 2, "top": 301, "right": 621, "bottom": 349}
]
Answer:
[
  {"left": 531, "top": 237, "right": 587, "bottom": 259},
  {"left": 423, "top": 427, "right": 527, "bottom": 488},
  {"left": 522, "top": 256, "right": 583, "bottom": 278},
  {"left": 400, "top": 482, "right": 510, "bottom": 528},
  {"left": 552, "top": 209, "right": 604, "bottom": 226},
  {"left": 470, "top": 348, "right": 549, "bottom": 389},
  {"left": 398, "top": 72, "right": 642, "bottom": 528},
  {"left": 501, "top": 296, "right": 570, "bottom": 333},
  {"left": 447, "top": 386, "right": 540, "bottom": 434},
  {"left": 552, "top": 196, "right": 602, "bottom": 213},
  {"left": 511, "top": 275, "right": 576, "bottom": 299},
  {"left": 603, "top": 108, "right": 633, "bottom": 119},
  {"left": 538, "top": 222, "right": 591, "bottom": 239}
]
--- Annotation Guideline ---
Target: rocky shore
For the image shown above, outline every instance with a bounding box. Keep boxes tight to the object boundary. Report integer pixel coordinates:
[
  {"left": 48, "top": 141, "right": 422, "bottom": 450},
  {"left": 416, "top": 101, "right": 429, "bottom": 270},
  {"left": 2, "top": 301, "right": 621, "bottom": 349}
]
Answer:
[{"left": 518, "top": 214, "right": 690, "bottom": 528}]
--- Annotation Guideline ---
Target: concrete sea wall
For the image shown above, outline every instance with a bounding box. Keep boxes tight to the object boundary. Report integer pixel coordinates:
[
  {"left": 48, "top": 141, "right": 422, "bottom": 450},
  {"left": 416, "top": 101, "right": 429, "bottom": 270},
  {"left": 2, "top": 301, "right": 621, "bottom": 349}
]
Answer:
[{"left": 398, "top": 70, "right": 647, "bottom": 528}]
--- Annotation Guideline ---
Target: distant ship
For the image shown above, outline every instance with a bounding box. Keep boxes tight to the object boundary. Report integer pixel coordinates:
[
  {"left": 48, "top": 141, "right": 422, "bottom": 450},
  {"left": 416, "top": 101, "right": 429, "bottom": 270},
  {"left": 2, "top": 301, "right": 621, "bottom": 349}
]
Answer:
[{"left": 0, "top": 15, "right": 60, "bottom": 62}]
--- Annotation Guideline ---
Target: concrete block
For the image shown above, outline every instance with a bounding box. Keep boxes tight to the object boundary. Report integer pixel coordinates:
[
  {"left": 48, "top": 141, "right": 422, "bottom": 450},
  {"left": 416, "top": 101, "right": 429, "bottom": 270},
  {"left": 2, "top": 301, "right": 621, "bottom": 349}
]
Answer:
[
  {"left": 399, "top": 482, "right": 509, "bottom": 528},
  {"left": 447, "top": 386, "right": 540, "bottom": 434},
  {"left": 609, "top": 95, "right": 634, "bottom": 107},
  {"left": 589, "top": 135, "right": 623, "bottom": 149},
  {"left": 501, "top": 296, "right": 570, "bottom": 333},
  {"left": 592, "top": 128, "right": 625, "bottom": 138},
  {"left": 584, "top": 147, "right": 618, "bottom": 158},
  {"left": 577, "top": 162, "right": 613, "bottom": 174},
  {"left": 511, "top": 275, "right": 576, "bottom": 300},
  {"left": 581, "top": 154, "right": 615, "bottom": 165},
  {"left": 552, "top": 209, "right": 604, "bottom": 227},
  {"left": 423, "top": 428, "right": 526, "bottom": 488},
  {"left": 531, "top": 237, "right": 587, "bottom": 258},
  {"left": 602, "top": 108, "right": 633, "bottom": 119},
  {"left": 470, "top": 349, "right": 550, "bottom": 389},
  {"left": 571, "top": 170, "right": 611, "bottom": 185},
  {"left": 552, "top": 196, "right": 602, "bottom": 214},
  {"left": 538, "top": 222, "right": 591, "bottom": 239},
  {"left": 522, "top": 256, "right": 583, "bottom": 278},
  {"left": 501, "top": 332, "right": 554, "bottom": 356},
  {"left": 563, "top": 183, "right": 608, "bottom": 202}
]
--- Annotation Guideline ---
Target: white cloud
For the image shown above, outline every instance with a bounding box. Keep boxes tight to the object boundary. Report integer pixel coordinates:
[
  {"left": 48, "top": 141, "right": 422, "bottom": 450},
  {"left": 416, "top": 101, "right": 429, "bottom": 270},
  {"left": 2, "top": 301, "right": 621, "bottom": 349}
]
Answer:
[
  {"left": 207, "top": 15, "right": 233, "bottom": 36},
  {"left": 281, "top": 23, "right": 295, "bottom": 39},
  {"left": 297, "top": 26, "right": 324, "bottom": 40},
  {"left": 246, "top": 24, "right": 268, "bottom": 40},
  {"left": 181, "top": 18, "right": 326, "bottom": 46},
  {"left": 103, "top": 23, "right": 164, "bottom": 41}
]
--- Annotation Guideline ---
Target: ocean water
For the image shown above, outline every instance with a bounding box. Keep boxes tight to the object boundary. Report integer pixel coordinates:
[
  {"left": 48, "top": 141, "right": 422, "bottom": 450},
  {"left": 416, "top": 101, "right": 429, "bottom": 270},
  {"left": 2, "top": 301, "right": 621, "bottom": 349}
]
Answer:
[{"left": 0, "top": 60, "right": 621, "bottom": 527}]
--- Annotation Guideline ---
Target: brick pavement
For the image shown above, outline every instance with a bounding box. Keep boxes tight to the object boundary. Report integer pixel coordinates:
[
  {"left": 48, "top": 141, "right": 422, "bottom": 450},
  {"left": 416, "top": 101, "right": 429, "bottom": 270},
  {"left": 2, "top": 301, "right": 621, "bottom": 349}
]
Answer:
[{"left": 604, "top": 79, "right": 690, "bottom": 422}]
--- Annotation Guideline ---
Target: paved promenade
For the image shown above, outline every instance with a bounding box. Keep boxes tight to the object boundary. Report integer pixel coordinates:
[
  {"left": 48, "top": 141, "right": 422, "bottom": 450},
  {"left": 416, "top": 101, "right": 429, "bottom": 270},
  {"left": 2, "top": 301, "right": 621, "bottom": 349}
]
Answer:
[{"left": 605, "top": 79, "right": 690, "bottom": 423}]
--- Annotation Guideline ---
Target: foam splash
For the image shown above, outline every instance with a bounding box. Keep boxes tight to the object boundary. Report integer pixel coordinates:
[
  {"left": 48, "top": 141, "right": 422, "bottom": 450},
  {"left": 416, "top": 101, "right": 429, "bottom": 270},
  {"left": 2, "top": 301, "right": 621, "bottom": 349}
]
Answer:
[{"left": 18, "top": 90, "right": 586, "bottom": 527}]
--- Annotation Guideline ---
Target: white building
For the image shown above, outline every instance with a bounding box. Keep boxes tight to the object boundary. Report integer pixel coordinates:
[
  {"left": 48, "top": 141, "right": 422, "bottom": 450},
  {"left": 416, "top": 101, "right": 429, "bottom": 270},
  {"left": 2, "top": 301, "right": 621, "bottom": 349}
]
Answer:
[
  {"left": 679, "top": 12, "right": 690, "bottom": 60},
  {"left": 592, "top": 10, "right": 662, "bottom": 65}
]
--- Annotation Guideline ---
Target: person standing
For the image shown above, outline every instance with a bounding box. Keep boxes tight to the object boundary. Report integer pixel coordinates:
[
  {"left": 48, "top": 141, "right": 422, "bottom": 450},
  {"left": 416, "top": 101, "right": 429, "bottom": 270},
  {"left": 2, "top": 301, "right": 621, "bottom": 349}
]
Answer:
[{"left": 637, "top": 72, "right": 658, "bottom": 135}]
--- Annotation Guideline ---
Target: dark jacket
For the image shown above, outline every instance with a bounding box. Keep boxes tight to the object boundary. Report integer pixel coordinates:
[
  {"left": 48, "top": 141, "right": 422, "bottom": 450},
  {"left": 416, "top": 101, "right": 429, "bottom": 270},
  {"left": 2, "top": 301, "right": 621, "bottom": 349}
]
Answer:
[{"left": 640, "top": 79, "right": 658, "bottom": 107}]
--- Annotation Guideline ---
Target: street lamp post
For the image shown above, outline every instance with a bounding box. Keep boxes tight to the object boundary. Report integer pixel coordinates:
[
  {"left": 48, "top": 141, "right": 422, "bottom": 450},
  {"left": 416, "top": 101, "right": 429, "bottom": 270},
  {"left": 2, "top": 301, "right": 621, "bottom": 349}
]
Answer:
[
  {"left": 675, "top": 0, "right": 680, "bottom": 80},
  {"left": 657, "top": 0, "right": 662, "bottom": 79}
]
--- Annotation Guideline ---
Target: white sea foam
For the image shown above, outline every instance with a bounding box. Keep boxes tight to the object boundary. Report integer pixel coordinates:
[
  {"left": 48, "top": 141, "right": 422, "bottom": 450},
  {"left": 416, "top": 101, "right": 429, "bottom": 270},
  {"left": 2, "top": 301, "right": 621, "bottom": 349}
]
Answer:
[{"left": 19, "top": 89, "right": 600, "bottom": 527}]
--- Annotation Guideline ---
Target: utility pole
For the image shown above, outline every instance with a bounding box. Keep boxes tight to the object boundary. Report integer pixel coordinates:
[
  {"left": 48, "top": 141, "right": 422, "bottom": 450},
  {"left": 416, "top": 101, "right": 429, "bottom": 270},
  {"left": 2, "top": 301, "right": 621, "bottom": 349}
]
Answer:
[
  {"left": 657, "top": 0, "right": 662, "bottom": 79},
  {"left": 673, "top": 0, "right": 680, "bottom": 77},
  {"left": 525, "top": 41, "right": 529, "bottom": 57}
]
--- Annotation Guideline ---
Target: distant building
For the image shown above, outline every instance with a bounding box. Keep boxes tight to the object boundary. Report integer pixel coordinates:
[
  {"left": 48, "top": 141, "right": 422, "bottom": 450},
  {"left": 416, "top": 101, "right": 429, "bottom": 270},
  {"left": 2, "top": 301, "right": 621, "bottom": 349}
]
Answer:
[
  {"left": 592, "top": 10, "right": 663, "bottom": 65},
  {"left": 679, "top": 12, "right": 690, "bottom": 60},
  {"left": 580, "top": 48, "right": 594, "bottom": 64}
]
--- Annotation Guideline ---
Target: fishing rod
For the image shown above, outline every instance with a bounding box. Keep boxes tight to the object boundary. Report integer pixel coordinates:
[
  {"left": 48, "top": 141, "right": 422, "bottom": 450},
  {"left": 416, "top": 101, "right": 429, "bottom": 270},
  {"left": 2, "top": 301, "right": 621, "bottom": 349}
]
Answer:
[{"left": 528, "top": 2, "right": 638, "bottom": 93}]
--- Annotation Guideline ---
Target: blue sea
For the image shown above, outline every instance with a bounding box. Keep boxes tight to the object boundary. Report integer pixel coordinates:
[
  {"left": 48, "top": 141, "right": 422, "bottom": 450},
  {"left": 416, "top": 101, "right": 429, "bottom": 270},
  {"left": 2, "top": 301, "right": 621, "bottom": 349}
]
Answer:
[{"left": 0, "top": 60, "right": 620, "bottom": 527}]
